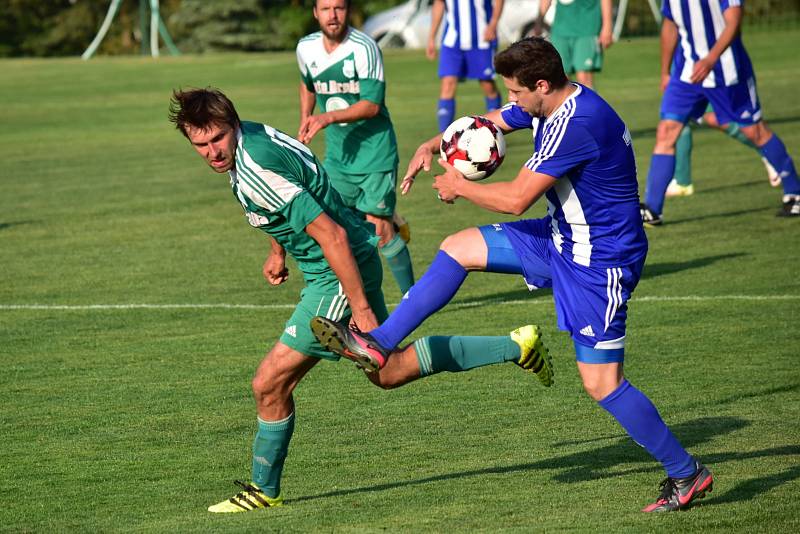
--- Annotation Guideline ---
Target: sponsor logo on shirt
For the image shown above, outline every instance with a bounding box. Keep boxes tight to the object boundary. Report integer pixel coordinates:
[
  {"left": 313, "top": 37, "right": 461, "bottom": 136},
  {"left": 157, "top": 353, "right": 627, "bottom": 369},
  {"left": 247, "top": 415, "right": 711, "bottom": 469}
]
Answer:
[{"left": 313, "top": 79, "right": 360, "bottom": 95}]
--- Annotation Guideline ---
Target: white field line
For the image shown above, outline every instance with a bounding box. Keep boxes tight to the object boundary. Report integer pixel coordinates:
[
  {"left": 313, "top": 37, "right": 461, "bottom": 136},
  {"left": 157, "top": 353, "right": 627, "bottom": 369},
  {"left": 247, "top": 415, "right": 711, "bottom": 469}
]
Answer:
[{"left": 0, "top": 294, "right": 798, "bottom": 312}]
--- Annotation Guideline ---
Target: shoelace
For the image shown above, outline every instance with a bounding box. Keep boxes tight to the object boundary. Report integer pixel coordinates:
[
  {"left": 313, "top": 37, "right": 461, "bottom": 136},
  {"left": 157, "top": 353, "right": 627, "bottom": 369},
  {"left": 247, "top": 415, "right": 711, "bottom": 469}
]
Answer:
[
  {"left": 230, "top": 480, "right": 271, "bottom": 508},
  {"left": 655, "top": 477, "right": 678, "bottom": 503}
]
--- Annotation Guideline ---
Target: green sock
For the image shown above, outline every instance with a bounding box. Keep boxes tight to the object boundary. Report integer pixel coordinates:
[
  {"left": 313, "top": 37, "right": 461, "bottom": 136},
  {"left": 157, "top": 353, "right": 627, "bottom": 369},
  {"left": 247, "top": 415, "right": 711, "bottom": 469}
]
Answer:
[
  {"left": 380, "top": 234, "right": 415, "bottom": 295},
  {"left": 252, "top": 413, "right": 295, "bottom": 498},
  {"left": 674, "top": 125, "right": 693, "bottom": 186},
  {"left": 414, "top": 335, "right": 520, "bottom": 376},
  {"left": 724, "top": 122, "right": 756, "bottom": 149}
]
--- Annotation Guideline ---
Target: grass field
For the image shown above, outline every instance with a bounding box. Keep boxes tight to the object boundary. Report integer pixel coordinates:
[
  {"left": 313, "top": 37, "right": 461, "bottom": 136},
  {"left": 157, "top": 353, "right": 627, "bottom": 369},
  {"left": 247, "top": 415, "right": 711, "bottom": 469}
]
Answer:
[{"left": 2, "top": 29, "right": 799, "bottom": 532}]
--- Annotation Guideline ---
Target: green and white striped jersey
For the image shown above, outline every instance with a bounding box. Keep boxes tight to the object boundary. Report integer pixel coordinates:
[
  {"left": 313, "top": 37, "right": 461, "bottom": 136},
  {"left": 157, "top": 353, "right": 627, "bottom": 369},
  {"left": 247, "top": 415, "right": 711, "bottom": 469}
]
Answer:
[
  {"left": 296, "top": 27, "right": 398, "bottom": 174},
  {"left": 230, "top": 121, "right": 378, "bottom": 285}
]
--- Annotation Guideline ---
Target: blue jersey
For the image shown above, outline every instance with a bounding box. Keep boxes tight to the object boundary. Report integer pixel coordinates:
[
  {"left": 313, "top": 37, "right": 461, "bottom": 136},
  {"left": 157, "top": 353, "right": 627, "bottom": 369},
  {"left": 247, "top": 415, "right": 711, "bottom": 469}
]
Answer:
[
  {"left": 442, "top": 0, "right": 496, "bottom": 50},
  {"left": 500, "top": 84, "right": 647, "bottom": 268},
  {"left": 662, "top": 0, "right": 753, "bottom": 88}
]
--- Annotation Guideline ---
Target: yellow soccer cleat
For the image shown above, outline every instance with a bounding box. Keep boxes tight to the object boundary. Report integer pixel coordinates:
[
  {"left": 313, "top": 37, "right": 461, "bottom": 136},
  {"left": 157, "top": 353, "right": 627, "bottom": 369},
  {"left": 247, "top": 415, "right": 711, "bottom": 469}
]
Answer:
[
  {"left": 511, "top": 325, "right": 554, "bottom": 387},
  {"left": 207, "top": 480, "right": 283, "bottom": 513},
  {"left": 392, "top": 212, "right": 411, "bottom": 244}
]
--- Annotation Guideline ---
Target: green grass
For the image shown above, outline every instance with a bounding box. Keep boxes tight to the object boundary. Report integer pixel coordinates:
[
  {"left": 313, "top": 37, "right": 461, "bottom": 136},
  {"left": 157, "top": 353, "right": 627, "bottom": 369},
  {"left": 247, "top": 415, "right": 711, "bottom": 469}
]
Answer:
[{"left": 1, "top": 30, "right": 799, "bottom": 532}]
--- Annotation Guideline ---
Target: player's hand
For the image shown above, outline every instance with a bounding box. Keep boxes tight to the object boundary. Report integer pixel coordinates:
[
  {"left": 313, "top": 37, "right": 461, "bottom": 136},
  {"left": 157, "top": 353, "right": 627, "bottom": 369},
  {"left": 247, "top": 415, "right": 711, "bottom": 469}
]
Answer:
[
  {"left": 262, "top": 253, "right": 289, "bottom": 286},
  {"left": 426, "top": 38, "right": 437, "bottom": 60},
  {"left": 599, "top": 28, "right": 613, "bottom": 50},
  {"left": 298, "top": 114, "right": 330, "bottom": 144},
  {"left": 660, "top": 73, "right": 671, "bottom": 92},
  {"left": 401, "top": 144, "right": 435, "bottom": 195},
  {"left": 483, "top": 25, "right": 497, "bottom": 42},
  {"left": 690, "top": 57, "right": 713, "bottom": 84},
  {"left": 349, "top": 307, "right": 379, "bottom": 332},
  {"left": 433, "top": 158, "right": 464, "bottom": 203}
]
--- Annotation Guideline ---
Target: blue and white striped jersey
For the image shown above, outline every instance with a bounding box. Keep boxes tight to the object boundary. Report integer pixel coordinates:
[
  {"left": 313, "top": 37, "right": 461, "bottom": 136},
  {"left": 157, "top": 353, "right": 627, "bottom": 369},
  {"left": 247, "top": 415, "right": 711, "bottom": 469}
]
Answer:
[
  {"left": 500, "top": 85, "right": 648, "bottom": 268},
  {"left": 441, "top": 0, "right": 496, "bottom": 50},
  {"left": 662, "top": 0, "right": 753, "bottom": 87}
]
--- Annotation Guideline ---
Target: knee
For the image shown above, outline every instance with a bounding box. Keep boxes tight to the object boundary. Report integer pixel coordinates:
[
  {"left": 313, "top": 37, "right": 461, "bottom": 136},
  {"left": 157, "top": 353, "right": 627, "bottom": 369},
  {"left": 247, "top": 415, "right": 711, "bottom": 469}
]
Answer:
[
  {"left": 440, "top": 78, "right": 457, "bottom": 98},
  {"left": 252, "top": 369, "right": 288, "bottom": 407},
  {"left": 655, "top": 121, "right": 682, "bottom": 150},
  {"left": 580, "top": 375, "right": 621, "bottom": 402}
]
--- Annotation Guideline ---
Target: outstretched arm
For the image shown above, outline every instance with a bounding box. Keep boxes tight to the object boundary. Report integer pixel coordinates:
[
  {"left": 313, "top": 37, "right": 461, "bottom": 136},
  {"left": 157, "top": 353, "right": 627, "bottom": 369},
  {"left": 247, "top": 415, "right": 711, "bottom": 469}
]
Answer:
[
  {"left": 400, "top": 108, "right": 513, "bottom": 195},
  {"left": 599, "top": 0, "right": 613, "bottom": 49}
]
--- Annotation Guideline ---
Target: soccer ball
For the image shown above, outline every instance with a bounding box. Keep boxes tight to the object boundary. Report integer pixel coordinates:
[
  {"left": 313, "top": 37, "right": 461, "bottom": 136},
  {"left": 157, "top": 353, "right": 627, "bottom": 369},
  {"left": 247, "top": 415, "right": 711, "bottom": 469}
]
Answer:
[{"left": 440, "top": 116, "right": 506, "bottom": 181}]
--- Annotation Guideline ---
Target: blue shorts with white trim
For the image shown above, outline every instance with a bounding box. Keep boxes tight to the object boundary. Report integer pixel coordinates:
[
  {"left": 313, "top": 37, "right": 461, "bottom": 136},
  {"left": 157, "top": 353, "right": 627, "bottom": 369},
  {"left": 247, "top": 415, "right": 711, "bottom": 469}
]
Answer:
[
  {"left": 480, "top": 219, "right": 645, "bottom": 360},
  {"left": 660, "top": 77, "right": 762, "bottom": 126}
]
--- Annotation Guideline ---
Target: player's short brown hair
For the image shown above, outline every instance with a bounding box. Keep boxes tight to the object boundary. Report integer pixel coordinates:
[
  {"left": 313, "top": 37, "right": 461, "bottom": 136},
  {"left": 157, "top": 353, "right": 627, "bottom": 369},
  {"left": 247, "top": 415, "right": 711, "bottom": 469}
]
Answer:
[
  {"left": 495, "top": 37, "right": 568, "bottom": 90},
  {"left": 168, "top": 87, "right": 240, "bottom": 138}
]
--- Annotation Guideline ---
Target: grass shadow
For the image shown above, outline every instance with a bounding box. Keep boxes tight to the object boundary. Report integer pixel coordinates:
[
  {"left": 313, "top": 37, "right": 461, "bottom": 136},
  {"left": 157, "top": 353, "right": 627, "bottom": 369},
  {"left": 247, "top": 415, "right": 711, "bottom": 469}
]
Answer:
[
  {"left": 0, "top": 220, "right": 37, "bottom": 232},
  {"left": 290, "top": 415, "right": 800, "bottom": 506},
  {"left": 664, "top": 205, "right": 775, "bottom": 226},
  {"left": 643, "top": 252, "right": 747, "bottom": 279}
]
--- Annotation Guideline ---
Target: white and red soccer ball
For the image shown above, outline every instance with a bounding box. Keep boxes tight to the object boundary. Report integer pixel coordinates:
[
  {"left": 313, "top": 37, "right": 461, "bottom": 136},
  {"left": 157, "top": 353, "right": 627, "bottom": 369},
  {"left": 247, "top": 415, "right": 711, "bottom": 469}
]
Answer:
[{"left": 440, "top": 115, "right": 506, "bottom": 181}]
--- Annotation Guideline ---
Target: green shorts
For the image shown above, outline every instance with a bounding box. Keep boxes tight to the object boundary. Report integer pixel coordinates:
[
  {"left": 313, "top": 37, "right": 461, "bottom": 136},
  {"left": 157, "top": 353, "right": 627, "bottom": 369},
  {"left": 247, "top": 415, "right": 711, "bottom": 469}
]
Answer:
[
  {"left": 550, "top": 35, "right": 603, "bottom": 74},
  {"left": 279, "top": 247, "right": 389, "bottom": 360},
  {"left": 326, "top": 167, "right": 397, "bottom": 217}
]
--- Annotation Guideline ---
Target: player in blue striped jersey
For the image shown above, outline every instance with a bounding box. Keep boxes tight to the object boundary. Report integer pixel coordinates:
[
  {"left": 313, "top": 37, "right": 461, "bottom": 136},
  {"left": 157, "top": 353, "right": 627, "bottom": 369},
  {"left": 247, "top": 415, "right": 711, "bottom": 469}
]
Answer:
[
  {"left": 428, "top": 0, "right": 505, "bottom": 132},
  {"left": 316, "top": 38, "right": 713, "bottom": 512},
  {"left": 641, "top": 0, "right": 800, "bottom": 224}
]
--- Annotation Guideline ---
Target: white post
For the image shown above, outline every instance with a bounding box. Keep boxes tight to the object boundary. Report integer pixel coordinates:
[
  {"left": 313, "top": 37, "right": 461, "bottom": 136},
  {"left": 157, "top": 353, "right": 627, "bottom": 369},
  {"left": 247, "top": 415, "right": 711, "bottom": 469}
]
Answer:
[
  {"left": 150, "top": 0, "right": 160, "bottom": 57},
  {"left": 81, "top": 0, "right": 123, "bottom": 60}
]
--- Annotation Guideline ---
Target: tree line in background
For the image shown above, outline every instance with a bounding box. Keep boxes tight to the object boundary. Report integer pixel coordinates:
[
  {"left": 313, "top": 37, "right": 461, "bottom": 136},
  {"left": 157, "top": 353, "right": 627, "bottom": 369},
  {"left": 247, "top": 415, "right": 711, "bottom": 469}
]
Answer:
[{"left": 1, "top": 0, "right": 798, "bottom": 57}]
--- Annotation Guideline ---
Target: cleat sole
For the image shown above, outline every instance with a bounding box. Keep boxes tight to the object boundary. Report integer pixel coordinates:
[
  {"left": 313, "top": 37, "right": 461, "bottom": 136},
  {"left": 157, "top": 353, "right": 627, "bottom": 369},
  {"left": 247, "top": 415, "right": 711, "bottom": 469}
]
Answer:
[{"left": 310, "top": 317, "right": 381, "bottom": 372}]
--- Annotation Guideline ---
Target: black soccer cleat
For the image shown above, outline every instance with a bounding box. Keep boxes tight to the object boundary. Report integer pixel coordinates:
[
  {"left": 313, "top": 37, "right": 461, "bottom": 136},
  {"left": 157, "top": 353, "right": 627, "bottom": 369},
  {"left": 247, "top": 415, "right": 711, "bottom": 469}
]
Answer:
[
  {"left": 642, "top": 462, "right": 713, "bottom": 512},
  {"left": 777, "top": 194, "right": 800, "bottom": 217},
  {"left": 640, "top": 203, "right": 663, "bottom": 227}
]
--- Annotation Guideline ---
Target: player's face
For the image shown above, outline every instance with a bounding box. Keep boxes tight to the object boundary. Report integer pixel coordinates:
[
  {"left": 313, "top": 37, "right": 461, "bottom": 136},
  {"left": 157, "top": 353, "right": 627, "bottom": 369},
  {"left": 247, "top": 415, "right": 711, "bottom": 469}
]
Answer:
[
  {"left": 502, "top": 76, "right": 545, "bottom": 117},
  {"left": 314, "top": 0, "right": 348, "bottom": 41},
  {"left": 185, "top": 122, "right": 237, "bottom": 173}
]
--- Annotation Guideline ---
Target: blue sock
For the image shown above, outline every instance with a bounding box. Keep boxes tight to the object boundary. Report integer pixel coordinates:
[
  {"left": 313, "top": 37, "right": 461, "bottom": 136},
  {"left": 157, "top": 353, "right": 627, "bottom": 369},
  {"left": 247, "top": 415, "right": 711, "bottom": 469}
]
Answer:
[
  {"left": 759, "top": 134, "right": 800, "bottom": 194},
  {"left": 645, "top": 154, "right": 676, "bottom": 215},
  {"left": 252, "top": 413, "right": 295, "bottom": 497},
  {"left": 371, "top": 250, "right": 467, "bottom": 349},
  {"left": 380, "top": 234, "right": 415, "bottom": 295},
  {"left": 485, "top": 94, "right": 501, "bottom": 111},
  {"left": 437, "top": 98, "right": 456, "bottom": 132},
  {"left": 599, "top": 380, "right": 696, "bottom": 478}
]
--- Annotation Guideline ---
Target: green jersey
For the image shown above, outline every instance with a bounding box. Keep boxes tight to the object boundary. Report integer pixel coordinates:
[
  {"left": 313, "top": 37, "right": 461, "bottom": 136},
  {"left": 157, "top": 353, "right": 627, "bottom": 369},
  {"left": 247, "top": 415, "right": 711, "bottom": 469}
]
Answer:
[
  {"left": 296, "top": 27, "right": 398, "bottom": 174},
  {"left": 231, "top": 120, "right": 378, "bottom": 286},
  {"left": 551, "top": 0, "right": 601, "bottom": 38}
]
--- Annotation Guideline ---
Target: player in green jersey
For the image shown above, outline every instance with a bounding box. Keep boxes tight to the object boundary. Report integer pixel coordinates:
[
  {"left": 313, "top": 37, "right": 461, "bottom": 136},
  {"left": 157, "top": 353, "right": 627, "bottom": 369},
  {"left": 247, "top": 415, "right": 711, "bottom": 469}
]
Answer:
[
  {"left": 169, "top": 87, "right": 557, "bottom": 514},
  {"left": 296, "top": 0, "right": 415, "bottom": 296},
  {"left": 169, "top": 87, "right": 390, "bottom": 513},
  {"left": 540, "top": 0, "right": 613, "bottom": 89}
]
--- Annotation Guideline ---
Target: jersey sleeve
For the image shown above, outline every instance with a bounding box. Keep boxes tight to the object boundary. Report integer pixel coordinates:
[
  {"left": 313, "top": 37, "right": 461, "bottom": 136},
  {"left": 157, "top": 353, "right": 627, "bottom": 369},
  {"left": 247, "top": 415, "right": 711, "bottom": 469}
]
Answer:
[
  {"left": 296, "top": 44, "right": 315, "bottom": 92},
  {"left": 500, "top": 103, "right": 536, "bottom": 130},
  {"left": 525, "top": 122, "right": 598, "bottom": 179},
  {"left": 353, "top": 35, "right": 386, "bottom": 104},
  {"left": 661, "top": 0, "right": 673, "bottom": 21},
  {"left": 278, "top": 190, "right": 324, "bottom": 234},
  {"left": 721, "top": 0, "right": 743, "bottom": 10}
]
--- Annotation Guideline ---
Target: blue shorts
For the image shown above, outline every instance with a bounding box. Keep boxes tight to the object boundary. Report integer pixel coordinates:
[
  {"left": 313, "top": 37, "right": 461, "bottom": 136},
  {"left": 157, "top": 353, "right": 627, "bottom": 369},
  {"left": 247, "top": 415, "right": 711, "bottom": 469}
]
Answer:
[
  {"left": 480, "top": 220, "right": 645, "bottom": 363},
  {"left": 660, "top": 77, "right": 762, "bottom": 126},
  {"left": 438, "top": 45, "right": 496, "bottom": 80}
]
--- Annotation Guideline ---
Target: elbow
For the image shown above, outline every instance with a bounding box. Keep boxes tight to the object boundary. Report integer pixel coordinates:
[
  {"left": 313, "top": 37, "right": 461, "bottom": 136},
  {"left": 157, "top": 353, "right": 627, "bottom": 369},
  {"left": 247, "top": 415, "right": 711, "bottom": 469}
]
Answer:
[{"left": 509, "top": 198, "right": 532, "bottom": 216}]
